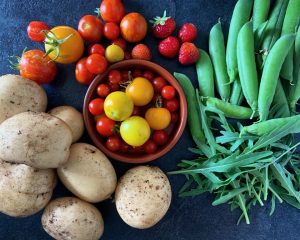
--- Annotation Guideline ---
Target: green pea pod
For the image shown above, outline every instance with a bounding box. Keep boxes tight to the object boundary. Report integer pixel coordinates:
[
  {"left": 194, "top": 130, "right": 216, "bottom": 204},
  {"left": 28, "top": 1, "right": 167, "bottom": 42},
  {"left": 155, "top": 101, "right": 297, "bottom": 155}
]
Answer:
[
  {"left": 254, "top": 20, "right": 269, "bottom": 52},
  {"left": 206, "top": 97, "right": 256, "bottom": 120},
  {"left": 237, "top": 21, "right": 259, "bottom": 115},
  {"left": 272, "top": 79, "right": 290, "bottom": 118},
  {"left": 230, "top": 79, "right": 243, "bottom": 106},
  {"left": 174, "top": 72, "right": 205, "bottom": 143},
  {"left": 195, "top": 49, "right": 215, "bottom": 97},
  {"left": 209, "top": 22, "right": 230, "bottom": 101},
  {"left": 258, "top": 34, "right": 296, "bottom": 121},
  {"left": 226, "top": 0, "right": 254, "bottom": 82},
  {"left": 253, "top": 0, "right": 270, "bottom": 30}
]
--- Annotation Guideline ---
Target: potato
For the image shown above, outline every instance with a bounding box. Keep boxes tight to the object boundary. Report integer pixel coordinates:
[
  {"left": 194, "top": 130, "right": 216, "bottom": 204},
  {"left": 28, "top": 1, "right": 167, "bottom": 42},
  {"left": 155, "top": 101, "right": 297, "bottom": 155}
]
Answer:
[
  {"left": 48, "top": 106, "right": 84, "bottom": 143},
  {"left": 0, "top": 112, "right": 72, "bottom": 169},
  {"left": 115, "top": 166, "right": 172, "bottom": 229},
  {"left": 0, "top": 74, "right": 47, "bottom": 124},
  {"left": 42, "top": 197, "right": 104, "bottom": 240},
  {"left": 0, "top": 159, "right": 56, "bottom": 217},
  {"left": 57, "top": 143, "right": 117, "bottom": 203}
]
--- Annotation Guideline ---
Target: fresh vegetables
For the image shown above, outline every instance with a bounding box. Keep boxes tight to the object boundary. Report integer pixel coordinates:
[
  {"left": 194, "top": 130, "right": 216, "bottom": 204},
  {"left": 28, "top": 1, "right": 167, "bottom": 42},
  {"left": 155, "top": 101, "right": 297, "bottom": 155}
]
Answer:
[
  {"left": 253, "top": 0, "right": 270, "bottom": 30},
  {"left": 104, "top": 22, "right": 120, "bottom": 40},
  {"left": 75, "top": 58, "right": 95, "bottom": 85},
  {"left": 86, "top": 53, "right": 108, "bottom": 74},
  {"left": 99, "top": 0, "right": 125, "bottom": 23},
  {"left": 126, "top": 77, "right": 154, "bottom": 106},
  {"left": 27, "top": 21, "right": 50, "bottom": 42},
  {"left": 78, "top": 15, "right": 103, "bottom": 43},
  {"left": 96, "top": 115, "right": 116, "bottom": 137},
  {"left": 120, "top": 13, "right": 148, "bottom": 42},
  {"left": 150, "top": 11, "right": 176, "bottom": 39},
  {"left": 145, "top": 107, "right": 171, "bottom": 130},
  {"left": 105, "top": 44, "right": 125, "bottom": 63}
]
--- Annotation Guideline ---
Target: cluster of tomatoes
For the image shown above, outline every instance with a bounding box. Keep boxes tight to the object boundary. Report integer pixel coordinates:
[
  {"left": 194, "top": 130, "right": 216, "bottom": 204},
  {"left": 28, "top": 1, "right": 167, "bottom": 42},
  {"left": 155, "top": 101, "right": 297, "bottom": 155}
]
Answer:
[{"left": 88, "top": 68, "right": 180, "bottom": 154}]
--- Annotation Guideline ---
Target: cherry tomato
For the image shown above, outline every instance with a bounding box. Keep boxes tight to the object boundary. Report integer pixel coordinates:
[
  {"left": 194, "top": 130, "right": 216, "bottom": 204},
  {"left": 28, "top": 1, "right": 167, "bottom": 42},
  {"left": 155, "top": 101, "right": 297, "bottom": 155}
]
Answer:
[
  {"left": 97, "top": 83, "right": 110, "bottom": 97},
  {"left": 171, "top": 112, "right": 179, "bottom": 123},
  {"left": 105, "top": 44, "right": 125, "bottom": 63},
  {"left": 152, "top": 76, "right": 167, "bottom": 93},
  {"left": 96, "top": 116, "right": 116, "bottom": 137},
  {"left": 145, "top": 107, "right": 171, "bottom": 130},
  {"left": 126, "top": 77, "right": 154, "bottom": 106},
  {"left": 86, "top": 54, "right": 108, "bottom": 74},
  {"left": 161, "top": 85, "right": 176, "bottom": 99},
  {"left": 75, "top": 58, "right": 95, "bottom": 85},
  {"left": 143, "top": 140, "right": 158, "bottom": 154},
  {"left": 131, "top": 146, "right": 144, "bottom": 153},
  {"left": 132, "top": 106, "right": 141, "bottom": 116},
  {"left": 106, "top": 136, "right": 121, "bottom": 152},
  {"left": 152, "top": 130, "right": 169, "bottom": 145},
  {"left": 100, "top": 0, "right": 125, "bottom": 23},
  {"left": 18, "top": 49, "right": 57, "bottom": 84},
  {"left": 120, "top": 141, "right": 131, "bottom": 153},
  {"left": 109, "top": 83, "right": 120, "bottom": 91},
  {"left": 112, "top": 38, "right": 127, "bottom": 50},
  {"left": 132, "top": 69, "right": 143, "bottom": 78},
  {"left": 108, "top": 70, "right": 122, "bottom": 85},
  {"left": 88, "top": 44, "right": 105, "bottom": 56},
  {"left": 78, "top": 15, "right": 103, "bottom": 43},
  {"left": 143, "top": 70, "right": 155, "bottom": 81},
  {"left": 104, "top": 22, "right": 120, "bottom": 40},
  {"left": 120, "top": 13, "right": 148, "bottom": 42},
  {"left": 122, "top": 70, "right": 130, "bottom": 81},
  {"left": 164, "top": 98, "right": 179, "bottom": 112},
  {"left": 89, "top": 98, "right": 104, "bottom": 116},
  {"left": 27, "top": 21, "right": 50, "bottom": 42}
]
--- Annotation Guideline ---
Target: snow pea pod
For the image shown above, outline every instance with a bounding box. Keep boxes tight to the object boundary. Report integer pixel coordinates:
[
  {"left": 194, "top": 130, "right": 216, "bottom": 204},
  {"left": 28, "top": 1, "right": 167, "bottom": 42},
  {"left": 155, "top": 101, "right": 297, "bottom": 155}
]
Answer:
[
  {"left": 253, "top": 0, "right": 270, "bottom": 30},
  {"left": 272, "top": 79, "right": 290, "bottom": 118},
  {"left": 230, "top": 79, "right": 243, "bottom": 106}
]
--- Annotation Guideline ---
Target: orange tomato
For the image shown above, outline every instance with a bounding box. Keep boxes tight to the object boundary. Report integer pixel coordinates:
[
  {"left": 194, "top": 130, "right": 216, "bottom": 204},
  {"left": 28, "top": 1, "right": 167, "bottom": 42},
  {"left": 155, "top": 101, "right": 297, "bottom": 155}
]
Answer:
[
  {"left": 120, "top": 13, "right": 147, "bottom": 43},
  {"left": 145, "top": 108, "right": 171, "bottom": 130}
]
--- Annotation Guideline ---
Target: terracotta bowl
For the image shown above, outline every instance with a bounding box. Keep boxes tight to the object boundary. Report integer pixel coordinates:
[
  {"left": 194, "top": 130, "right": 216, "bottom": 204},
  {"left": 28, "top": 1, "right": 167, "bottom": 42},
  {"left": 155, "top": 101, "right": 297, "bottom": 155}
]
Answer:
[{"left": 83, "top": 59, "right": 187, "bottom": 163}]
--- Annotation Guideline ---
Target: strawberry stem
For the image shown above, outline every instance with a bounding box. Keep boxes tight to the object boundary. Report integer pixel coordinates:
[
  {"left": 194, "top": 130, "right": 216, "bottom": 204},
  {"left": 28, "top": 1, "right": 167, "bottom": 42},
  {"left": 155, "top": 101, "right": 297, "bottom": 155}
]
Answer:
[{"left": 149, "top": 10, "right": 171, "bottom": 26}]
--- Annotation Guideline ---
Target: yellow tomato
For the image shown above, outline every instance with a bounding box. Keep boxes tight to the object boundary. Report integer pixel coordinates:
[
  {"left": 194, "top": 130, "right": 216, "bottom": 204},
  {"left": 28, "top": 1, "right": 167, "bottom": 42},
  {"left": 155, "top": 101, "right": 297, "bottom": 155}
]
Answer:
[
  {"left": 145, "top": 108, "right": 171, "bottom": 130},
  {"left": 44, "top": 26, "right": 84, "bottom": 64},
  {"left": 105, "top": 44, "right": 124, "bottom": 63},
  {"left": 120, "top": 116, "right": 150, "bottom": 147},
  {"left": 126, "top": 77, "right": 154, "bottom": 106},
  {"left": 104, "top": 91, "right": 133, "bottom": 121}
]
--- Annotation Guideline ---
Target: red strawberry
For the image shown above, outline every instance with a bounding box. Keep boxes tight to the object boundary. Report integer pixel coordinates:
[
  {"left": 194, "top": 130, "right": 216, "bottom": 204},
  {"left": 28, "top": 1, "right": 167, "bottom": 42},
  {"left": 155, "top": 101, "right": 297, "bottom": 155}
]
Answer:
[
  {"left": 178, "top": 23, "right": 197, "bottom": 42},
  {"left": 131, "top": 44, "right": 152, "bottom": 61},
  {"left": 150, "top": 10, "right": 176, "bottom": 39},
  {"left": 178, "top": 42, "right": 200, "bottom": 65},
  {"left": 158, "top": 36, "right": 180, "bottom": 58}
]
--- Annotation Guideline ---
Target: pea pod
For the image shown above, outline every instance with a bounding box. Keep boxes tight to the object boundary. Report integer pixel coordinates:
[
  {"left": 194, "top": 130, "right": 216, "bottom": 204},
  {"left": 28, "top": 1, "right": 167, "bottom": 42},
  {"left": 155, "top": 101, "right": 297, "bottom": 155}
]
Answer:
[
  {"left": 254, "top": 20, "right": 269, "bottom": 69},
  {"left": 209, "top": 22, "right": 230, "bottom": 101},
  {"left": 258, "top": 34, "right": 296, "bottom": 121},
  {"left": 195, "top": 49, "right": 215, "bottom": 97},
  {"left": 230, "top": 79, "right": 244, "bottom": 106},
  {"left": 272, "top": 79, "right": 290, "bottom": 118},
  {"left": 226, "top": 0, "right": 253, "bottom": 82},
  {"left": 237, "top": 21, "right": 259, "bottom": 114},
  {"left": 253, "top": 0, "right": 270, "bottom": 30},
  {"left": 174, "top": 72, "right": 205, "bottom": 143}
]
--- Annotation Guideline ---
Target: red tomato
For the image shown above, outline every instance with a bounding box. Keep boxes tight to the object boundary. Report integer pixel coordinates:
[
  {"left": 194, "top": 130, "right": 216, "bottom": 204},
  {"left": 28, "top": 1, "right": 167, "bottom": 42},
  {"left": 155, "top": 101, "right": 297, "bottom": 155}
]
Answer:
[
  {"left": 152, "top": 76, "right": 167, "bottom": 93},
  {"left": 75, "top": 58, "right": 95, "bottom": 85},
  {"left": 120, "top": 13, "right": 148, "bottom": 42},
  {"left": 131, "top": 146, "right": 144, "bottom": 153},
  {"left": 143, "top": 140, "right": 157, "bottom": 154},
  {"left": 120, "top": 141, "right": 131, "bottom": 153},
  {"left": 19, "top": 49, "right": 57, "bottom": 84},
  {"left": 97, "top": 83, "right": 110, "bottom": 97},
  {"left": 112, "top": 38, "right": 127, "bottom": 50},
  {"left": 86, "top": 54, "right": 108, "bottom": 74},
  {"left": 164, "top": 98, "right": 179, "bottom": 112},
  {"left": 96, "top": 116, "right": 116, "bottom": 137},
  {"left": 152, "top": 130, "right": 169, "bottom": 145},
  {"left": 171, "top": 112, "right": 179, "bottom": 123},
  {"left": 143, "top": 70, "right": 155, "bottom": 81},
  {"left": 132, "top": 69, "right": 143, "bottom": 78},
  {"left": 78, "top": 15, "right": 103, "bottom": 43},
  {"left": 161, "top": 85, "right": 176, "bottom": 99},
  {"left": 89, "top": 98, "right": 104, "bottom": 116},
  {"left": 108, "top": 70, "right": 122, "bottom": 85},
  {"left": 109, "top": 83, "right": 120, "bottom": 91},
  {"left": 27, "top": 21, "right": 50, "bottom": 42},
  {"left": 88, "top": 44, "right": 105, "bottom": 56},
  {"left": 100, "top": 0, "right": 125, "bottom": 23},
  {"left": 121, "top": 70, "right": 130, "bottom": 81},
  {"left": 104, "top": 22, "right": 120, "bottom": 40},
  {"left": 106, "top": 136, "right": 121, "bottom": 151}
]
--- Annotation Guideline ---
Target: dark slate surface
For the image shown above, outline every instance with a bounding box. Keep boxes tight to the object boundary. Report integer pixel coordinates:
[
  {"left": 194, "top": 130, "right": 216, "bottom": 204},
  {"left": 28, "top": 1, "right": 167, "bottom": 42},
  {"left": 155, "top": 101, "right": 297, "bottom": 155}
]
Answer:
[{"left": 0, "top": 0, "right": 299, "bottom": 239}]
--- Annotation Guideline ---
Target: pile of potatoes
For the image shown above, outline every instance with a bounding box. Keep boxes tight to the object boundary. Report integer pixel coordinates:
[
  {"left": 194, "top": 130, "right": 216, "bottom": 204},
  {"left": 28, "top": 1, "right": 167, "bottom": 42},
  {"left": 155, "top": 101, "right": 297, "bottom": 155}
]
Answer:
[{"left": 0, "top": 74, "right": 172, "bottom": 239}]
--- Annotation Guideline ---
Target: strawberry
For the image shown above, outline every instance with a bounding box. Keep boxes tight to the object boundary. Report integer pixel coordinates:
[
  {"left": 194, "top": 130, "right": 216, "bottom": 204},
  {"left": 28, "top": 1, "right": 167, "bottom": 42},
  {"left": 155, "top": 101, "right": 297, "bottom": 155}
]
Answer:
[
  {"left": 178, "top": 42, "right": 200, "bottom": 65},
  {"left": 150, "top": 10, "right": 176, "bottom": 39},
  {"left": 158, "top": 36, "right": 180, "bottom": 58},
  {"left": 178, "top": 23, "right": 197, "bottom": 42},
  {"left": 131, "top": 44, "right": 152, "bottom": 61}
]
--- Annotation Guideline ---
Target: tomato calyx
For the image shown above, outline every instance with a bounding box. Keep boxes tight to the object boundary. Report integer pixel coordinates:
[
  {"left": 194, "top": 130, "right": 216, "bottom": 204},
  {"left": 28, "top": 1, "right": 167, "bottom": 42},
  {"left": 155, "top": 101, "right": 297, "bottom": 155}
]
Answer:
[
  {"left": 149, "top": 10, "right": 170, "bottom": 26},
  {"left": 155, "top": 96, "right": 163, "bottom": 108},
  {"left": 8, "top": 47, "right": 27, "bottom": 70},
  {"left": 94, "top": 8, "right": 101, "bottom": 18},
  {"left": 119, "top": 71, "right": 133, "bottom": 88}
]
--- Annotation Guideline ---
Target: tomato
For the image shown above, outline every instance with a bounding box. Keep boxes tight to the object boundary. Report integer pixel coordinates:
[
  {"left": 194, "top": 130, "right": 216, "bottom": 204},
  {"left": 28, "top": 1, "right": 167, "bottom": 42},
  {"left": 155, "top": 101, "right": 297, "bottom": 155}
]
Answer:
[
  {"left": 88, "top": 44, "right": 105, "bottom": 56},
  {"left": 105, "top": 44, "right": 124, "bottom": 63},
  {"left": 44, "top": 26, "right": 84, "bottom": 64},
  {"left": 132, "top": 69, "right": 143, "bottom": 78},
  {"left": 143, "top": 140, "right": 157, "bottom": 154},
  {"left": 106, "top": 136, "right": 121, "bottom": 152},
  {"left": 86, "top": 54, "right": 108, "bottom": 74},
  {"left": 89, "top": 98, "right": 104, "bottom": 116},
  {"left": 161, "top": 85, "right": 176, "bottom": 99},
  {"left": 112, "top": 38, "right": 127, "bottom": 50},
  {"left": 151, "top": 93, "right": 161, "bottom": 103},
  {"left": 75, "top": 58, "right": 95, "bottom": 85},
  {"left": 120, "top": 116, "right": 151, "bottom": 147},
  {"left": 164, "top": 98, "right": 179, "bottom": 112},
  {"left": 18, "top": 49, "right": 57, "bottom": 84},
  {"left": 97, "top": 83, "right": 110, "bottom": 97},
  {"left": 131, "top": 146, "right": 144, "bottom": 153},
  {"left": 126, "top": 77, "right": 154, "bottom": 106},
  {"left": 143, "top": 70, "right": 155, "bottom": 81},
  {"left": 171, "top": 112, "right": 179, "bottom": 123},
  {"left": 152, "top": 76, "right": 167, "bottom": 93},
  {"left": 121, "top": 70, "right": 130, "bottom": 81},
  {"left": 27, "top": 21, "right": 50, "bottom": 42},
  {"left": 78, "top": 15, "right": 103, "bottom": 43},
  {"left": 145, "top": 108, "right": 171, "bottom": 130},
  {"left": 109, "top": 83, "right": 120, "bottom": 91},
  {"left": 152, "top": 130, "right": 169, "bottom": 145},
  {"left": 104, "top": 22, "right": 120, "bottom": 40},
  {"left": 104, "top": 91, "right": 134, "bottom": 121},
  {"left": 96, "top": 116, "right": 116, "bottom": 137},
  {"left": 108, "top": 70, "right": 122, "bottom": 85},
  {"left": 100, "top": 0, "right": 125, "bottom": 23},
  {"left": 120, "top": 13, "right": 148, "bottom": 42},
  {"left": 119, "top": 141, "right": 131, "bottom": 153}
]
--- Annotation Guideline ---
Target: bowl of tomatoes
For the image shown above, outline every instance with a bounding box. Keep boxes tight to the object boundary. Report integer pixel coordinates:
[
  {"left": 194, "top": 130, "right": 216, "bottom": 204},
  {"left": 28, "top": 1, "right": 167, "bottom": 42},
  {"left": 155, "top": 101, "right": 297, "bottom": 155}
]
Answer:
[{"left": 83, "top": 59, "right": 187, "bottom": 163}]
